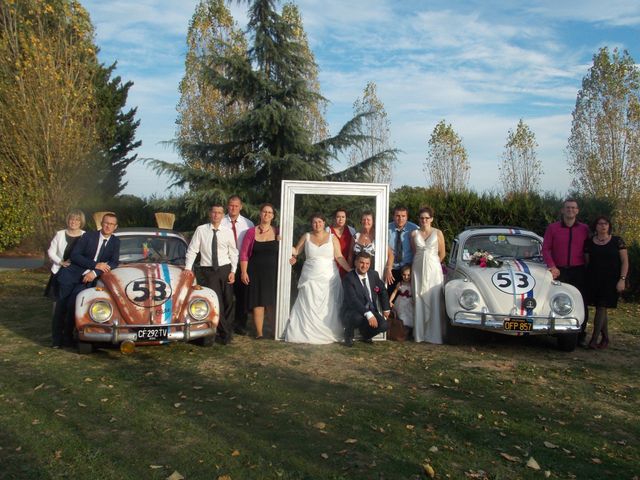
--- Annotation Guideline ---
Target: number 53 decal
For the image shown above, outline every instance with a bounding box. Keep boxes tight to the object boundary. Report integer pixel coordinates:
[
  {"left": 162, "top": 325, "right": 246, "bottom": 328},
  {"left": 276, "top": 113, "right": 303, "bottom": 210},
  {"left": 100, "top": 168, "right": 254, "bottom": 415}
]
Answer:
[
  {"left": 491, "top": 271, "right": 535, "bottom": 295},
  {"left": 125, "top": 278, "right": 173, "bottom": 307}
]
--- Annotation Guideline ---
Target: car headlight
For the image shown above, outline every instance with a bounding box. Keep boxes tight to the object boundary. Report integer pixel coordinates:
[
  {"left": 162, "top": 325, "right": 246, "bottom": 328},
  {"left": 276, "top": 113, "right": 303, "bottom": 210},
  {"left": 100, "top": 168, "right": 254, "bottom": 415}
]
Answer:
[
  {"left": 89, "top": 301, "right": 113, "bottom": 323},
  {"left": 189, "top": 299, "right": 209, "bottom": 320},
  {"left": 459, "top": 289, "right": 479, "bottom": 310},
  {"left": 551, "top": 293, "right": 573, "bottom": 316}
]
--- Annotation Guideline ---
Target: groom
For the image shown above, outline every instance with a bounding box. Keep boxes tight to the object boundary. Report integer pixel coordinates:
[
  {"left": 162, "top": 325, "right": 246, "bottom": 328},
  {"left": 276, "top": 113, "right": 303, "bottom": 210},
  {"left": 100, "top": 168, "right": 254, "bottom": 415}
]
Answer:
[{"left": 342, "top": 251, "right": 390, "bottom": 347}]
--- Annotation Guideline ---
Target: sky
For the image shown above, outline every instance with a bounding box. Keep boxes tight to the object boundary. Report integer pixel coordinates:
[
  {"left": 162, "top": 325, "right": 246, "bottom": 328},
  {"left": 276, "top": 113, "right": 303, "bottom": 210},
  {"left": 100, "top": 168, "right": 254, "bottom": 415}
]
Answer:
[{"left": 83, "top": 0, "right": 640, "bottom": 199}]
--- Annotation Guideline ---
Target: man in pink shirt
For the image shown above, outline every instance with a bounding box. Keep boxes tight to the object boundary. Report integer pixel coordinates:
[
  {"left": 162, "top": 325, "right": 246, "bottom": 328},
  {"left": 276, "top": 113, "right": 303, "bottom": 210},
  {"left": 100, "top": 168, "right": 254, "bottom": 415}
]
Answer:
[{"left": 542, "top": 198, "right": 590, "bottom": 345}]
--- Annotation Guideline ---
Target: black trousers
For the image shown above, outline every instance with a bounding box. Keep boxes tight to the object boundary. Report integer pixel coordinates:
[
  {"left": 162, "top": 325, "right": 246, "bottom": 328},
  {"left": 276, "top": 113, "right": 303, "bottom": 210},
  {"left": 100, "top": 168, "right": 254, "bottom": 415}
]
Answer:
[
  {"left": 200, "top": 265, "right": 235, "bottom": 341},
  {"left": 343, "top": 310, "right": 388, "bottom": 341},
  {"left": 558, "top": 265, "right": 589, "bottom": 332},
  {"left": 232, "top": 280, "right": 248, "bottom": 332}
]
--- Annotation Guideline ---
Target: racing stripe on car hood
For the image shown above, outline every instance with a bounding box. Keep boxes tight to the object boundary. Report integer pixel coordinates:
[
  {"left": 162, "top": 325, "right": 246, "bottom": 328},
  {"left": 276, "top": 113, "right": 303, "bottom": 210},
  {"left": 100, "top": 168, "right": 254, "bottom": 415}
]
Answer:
[{"left": 513, "top": 260, "right": 534, "bottom": 317}]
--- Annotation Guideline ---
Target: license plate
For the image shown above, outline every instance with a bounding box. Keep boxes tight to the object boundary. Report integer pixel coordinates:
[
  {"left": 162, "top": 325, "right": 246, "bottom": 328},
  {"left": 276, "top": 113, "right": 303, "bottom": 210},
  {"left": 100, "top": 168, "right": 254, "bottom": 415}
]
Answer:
[
  {"left": 503, "top": 319, "right": 533, "bottom": 331},
  {"left": 135, "top": 326, "right": 169, "bottom": 340}
]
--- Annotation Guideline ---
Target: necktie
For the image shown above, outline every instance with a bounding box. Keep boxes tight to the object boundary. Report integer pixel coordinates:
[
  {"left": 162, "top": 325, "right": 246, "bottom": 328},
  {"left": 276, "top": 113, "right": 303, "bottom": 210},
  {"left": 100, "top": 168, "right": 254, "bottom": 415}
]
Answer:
[
  {"left": 395, "top": 229, "right": 403, "bottom": 264},
  {"left": 361, "top": 276, "right": 375, "bottom": 311},
  {"left": 231, "top": 220, "right": 238, "bottom": 247},
  {"left": 211, "top": 229, "right": 219, "bottom": 270},
  {"left": 97, "top": 239, "right": 107, "bottom": 261}
]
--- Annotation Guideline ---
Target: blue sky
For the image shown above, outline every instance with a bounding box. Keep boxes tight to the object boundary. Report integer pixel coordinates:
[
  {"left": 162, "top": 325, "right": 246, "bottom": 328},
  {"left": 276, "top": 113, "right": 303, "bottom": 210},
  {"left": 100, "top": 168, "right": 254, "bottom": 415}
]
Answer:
[{"left": 83, "top": 0, "right": 640, "bottom": 198}]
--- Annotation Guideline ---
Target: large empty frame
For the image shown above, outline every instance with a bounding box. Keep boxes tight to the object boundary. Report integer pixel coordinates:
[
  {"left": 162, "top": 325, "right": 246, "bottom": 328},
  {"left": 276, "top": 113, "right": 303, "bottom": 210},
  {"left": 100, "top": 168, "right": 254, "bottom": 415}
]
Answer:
[{"left": 275, "top": 180, "right": 390, "bottom": 340}]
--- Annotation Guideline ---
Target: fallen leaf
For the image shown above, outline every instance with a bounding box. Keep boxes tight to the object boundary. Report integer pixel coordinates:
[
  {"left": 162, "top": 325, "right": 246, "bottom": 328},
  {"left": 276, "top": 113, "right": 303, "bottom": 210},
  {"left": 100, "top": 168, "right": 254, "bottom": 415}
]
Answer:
[
  {"left": 174, "top": 403, "right": 181, "bottom": 408},
  {"left": 193, "top": 386, "right": 203, "bottom": 390},
  {"left": 454, "top": 378, "right": 460, "bottom": 384},
  {"left": 166, "top": 471, "right": 184, "bottom": 480},
  {"left": 313, "top": 422, "right": 326, "bottom": 430},
  {"left": 217, "top": 476, "right": 231, "bottom": 480},
  {"left": 77, "top": 402, "right": 87, "bottom": 408},
  {"left": 100, "top": 398, "right": 109, "bottom": 403},
  {"left": 428, "top": 446, "right": 438, "bottom": 453},
  {"left": 544, "top": 441, "right": 558, "bottom": 449},
  {"left": 406, "top": 425, "right": 415, "bottom": 430},
  {"left": 149, "top": 465, "right": 163, "bottom": 469},
  {"left": 422, "top": 463, "right": 436, "bottom": 478},
  {"left": 591, "top": 458, "right": 602, "bottom": 464},
  {"left": 31, "top": 419, "right": 40, "bottom": 425},
  {"left": 231, "top": 450, "right": 240, "bottom": 457},
  {"left": 320, "top": 453, "right": 329, "bottom": 459},
  {"left": 33, "top": 383, "right": 44, "bottom": 391},
  {"left": 544, "top": 471, "right": 551, "bottom": 478},
  {"left": 500, "top": 452, "right": 520, "bottom": 462},
  {"left": 344, "top": 438, "right": 358, "bottom": 444},
  {"left": 54, "top": 450, "right": 62, "bottom": 459},
  {"left": 526, "top": 457, "right": 540, "bottom": 470}
]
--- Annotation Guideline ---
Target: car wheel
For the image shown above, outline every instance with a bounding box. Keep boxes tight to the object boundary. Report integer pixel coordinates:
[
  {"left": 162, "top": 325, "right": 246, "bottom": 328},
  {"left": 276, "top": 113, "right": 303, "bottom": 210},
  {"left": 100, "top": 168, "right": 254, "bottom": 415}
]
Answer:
[
  {"left": 195, "top": 335, "right": 215, "bottom": 347},
  {"left": 556, "top": 333, "right": 578, "bottom": 352},
  {"left": 77, "top": 341, "right": 94, "bottom": 354}
]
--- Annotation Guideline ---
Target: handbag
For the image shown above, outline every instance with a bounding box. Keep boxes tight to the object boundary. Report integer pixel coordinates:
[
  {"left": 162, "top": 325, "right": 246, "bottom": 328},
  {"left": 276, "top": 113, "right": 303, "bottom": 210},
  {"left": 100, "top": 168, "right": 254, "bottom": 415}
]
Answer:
[{"left": 386, "top": 310, "right": 407, "bottom": 342}]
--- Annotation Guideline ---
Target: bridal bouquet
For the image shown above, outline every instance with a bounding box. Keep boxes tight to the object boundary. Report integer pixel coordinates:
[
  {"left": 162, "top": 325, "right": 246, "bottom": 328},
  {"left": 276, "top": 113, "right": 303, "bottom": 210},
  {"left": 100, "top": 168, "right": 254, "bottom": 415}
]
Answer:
[{"left": 469, "top": 250, "right": 502, "bottom": 268}]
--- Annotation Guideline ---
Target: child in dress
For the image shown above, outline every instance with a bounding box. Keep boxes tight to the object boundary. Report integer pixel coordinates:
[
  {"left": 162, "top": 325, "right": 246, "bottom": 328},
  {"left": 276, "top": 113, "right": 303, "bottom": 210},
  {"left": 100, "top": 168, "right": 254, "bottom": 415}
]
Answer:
[{"left": 389, "top": 265, "right": 414, "bottom": 339}]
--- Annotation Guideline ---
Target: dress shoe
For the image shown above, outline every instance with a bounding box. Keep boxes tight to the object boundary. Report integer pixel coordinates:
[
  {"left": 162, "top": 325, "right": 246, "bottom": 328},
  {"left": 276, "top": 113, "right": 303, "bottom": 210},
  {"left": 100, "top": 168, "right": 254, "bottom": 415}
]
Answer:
[
  {"left": 234, "top": 327, "right": 247, "bottom": 336},
  {"left": 360, "top": 338, "right": 374, "bottom": 344},
  {"left": 343, "top": 337, "right": 354, "bottom": 347},
  {"left": 597, "top": 338, "right": 609, "bottom": 349}
]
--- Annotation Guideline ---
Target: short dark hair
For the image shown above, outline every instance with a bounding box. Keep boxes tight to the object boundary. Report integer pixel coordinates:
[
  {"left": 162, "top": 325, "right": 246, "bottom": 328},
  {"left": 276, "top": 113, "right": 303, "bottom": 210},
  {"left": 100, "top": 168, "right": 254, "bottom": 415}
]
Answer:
[
  {"left": 209, "top": 204, "right": 224, "bottom": 211},
  {"left": 309, "top": 212, "right": 326, "bottom": 223},
  {"left": 101, "top": 212, "right": 117, "bottom": 223},
  {"left": 227, "top": 195, "right": 242, "bottom": 203},
  {"left": 563, "top": 197, "right": 578, "bottom": 206},
  {"left": 393, "top": 206, "right": 409, "bottom": 214},
  {"left": 333, "top": 208, "right": 348, "bottom": 217},
  {"left": 354, "top": 251, "right": 372, "bottom": 261},
  {"left": 592, "top": 215, "right": 613, "bottom": 234}
]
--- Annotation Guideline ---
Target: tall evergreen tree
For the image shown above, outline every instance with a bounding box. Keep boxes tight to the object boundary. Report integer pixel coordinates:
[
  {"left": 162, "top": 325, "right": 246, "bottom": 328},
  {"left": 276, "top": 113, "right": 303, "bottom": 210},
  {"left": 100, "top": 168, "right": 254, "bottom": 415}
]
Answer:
[
  {"left": 153, "top": 0, "right": 395, "bottom": 214},
  {"left": 94, "top": 62, "right": 141, "bottom": 197}
]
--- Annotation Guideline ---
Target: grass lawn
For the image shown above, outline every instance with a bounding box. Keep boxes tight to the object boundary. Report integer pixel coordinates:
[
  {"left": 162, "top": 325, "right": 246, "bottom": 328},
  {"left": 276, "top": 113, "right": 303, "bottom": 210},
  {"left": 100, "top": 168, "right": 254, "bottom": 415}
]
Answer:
[{"left": 0, "top": 270, "right": 638, "bottom": 480}]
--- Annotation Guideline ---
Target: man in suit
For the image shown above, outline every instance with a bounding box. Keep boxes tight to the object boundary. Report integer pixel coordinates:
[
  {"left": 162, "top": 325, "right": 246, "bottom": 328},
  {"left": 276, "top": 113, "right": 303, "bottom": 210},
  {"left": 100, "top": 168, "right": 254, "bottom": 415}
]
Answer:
[
  {"left": 54, "top": 212, "right": 121, "bottom": 347},
  {"left": 185, "top": 204, "right": 239, "bottom": 345},
  {"left": 342, "top": 251, "right": 390, "bottom": 347}
]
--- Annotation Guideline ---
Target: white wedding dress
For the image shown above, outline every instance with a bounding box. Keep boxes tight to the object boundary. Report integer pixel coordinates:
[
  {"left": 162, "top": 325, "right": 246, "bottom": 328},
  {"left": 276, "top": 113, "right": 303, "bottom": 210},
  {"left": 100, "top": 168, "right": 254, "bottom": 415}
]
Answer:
[
  {"left": 285, "top": 233, "right": 344, "bottom": 344},
  {"left": 412, "top": 230, "right": 444, "bottom": 344}
]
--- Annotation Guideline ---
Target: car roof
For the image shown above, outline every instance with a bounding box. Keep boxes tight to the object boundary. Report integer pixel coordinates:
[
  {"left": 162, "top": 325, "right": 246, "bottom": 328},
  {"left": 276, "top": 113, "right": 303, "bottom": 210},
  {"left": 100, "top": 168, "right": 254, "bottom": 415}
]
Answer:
[
  {"left": 114, "top": 228, "right": 185, "bottom": 240},
  {"left": 454, "top": 226, "right": 542, "bottom": 243}
]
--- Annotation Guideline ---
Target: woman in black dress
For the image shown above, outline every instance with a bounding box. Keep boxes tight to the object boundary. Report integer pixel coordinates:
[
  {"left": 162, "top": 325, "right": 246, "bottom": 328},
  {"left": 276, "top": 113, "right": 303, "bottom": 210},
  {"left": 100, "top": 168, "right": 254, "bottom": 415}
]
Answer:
[
  {"left": 239, "top": 203, "right": 279, "bottom": 339},
  {"left": 584, "top": 216, "right": 628, "bottom": 349}
]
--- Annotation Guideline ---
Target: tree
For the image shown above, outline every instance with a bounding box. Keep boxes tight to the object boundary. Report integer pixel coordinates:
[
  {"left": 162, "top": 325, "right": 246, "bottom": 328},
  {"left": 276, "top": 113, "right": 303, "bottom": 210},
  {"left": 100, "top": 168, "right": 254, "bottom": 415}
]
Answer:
[
  {"left": 567, "top": 47, "right": 640, "bottom": 239},
  {"left": 175, "top": 0, "right": 247, "bottom": 172},
  {"left": 0, "top": 0, "right": 100, "bottom": 247},
  {"left": 499, "top": 119, "right": 542, "bottom": 195},
  {"left": 348, "top": 81, "right": 395, "bottom": 183},
  {"left": 424, "top": 120, "right": 470, "bottom": 192},
  {"left": 94, "top": 62, "right": 141, "bottom": 198},
  {"left": 154, "top": 0, "right": 395, "bottom": 215}
]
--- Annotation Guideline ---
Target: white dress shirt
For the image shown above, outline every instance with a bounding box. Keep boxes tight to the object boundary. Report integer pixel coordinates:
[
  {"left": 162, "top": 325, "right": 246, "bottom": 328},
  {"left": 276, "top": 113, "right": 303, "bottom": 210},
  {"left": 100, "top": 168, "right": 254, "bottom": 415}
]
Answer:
[
  {"left": 221, "top": 214, "right": 254, "bottom": 248},
  {"left": 185, "top": 223, "right": 239, "bottom": 272}
]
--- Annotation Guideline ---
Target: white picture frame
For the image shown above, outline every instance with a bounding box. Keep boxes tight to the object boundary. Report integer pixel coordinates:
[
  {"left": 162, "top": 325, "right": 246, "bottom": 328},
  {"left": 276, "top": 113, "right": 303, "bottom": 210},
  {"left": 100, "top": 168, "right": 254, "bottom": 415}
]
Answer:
[{"left": 275, "top": 180, "right": 390, "bottom": 340}]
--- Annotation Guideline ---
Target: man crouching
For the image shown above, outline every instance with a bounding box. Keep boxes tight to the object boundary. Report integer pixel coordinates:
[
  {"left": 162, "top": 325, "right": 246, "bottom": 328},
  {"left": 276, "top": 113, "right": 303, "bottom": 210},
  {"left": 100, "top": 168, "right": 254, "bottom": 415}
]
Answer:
[{"left": 342, "top": 251, "right": 390, "bottom": 347}]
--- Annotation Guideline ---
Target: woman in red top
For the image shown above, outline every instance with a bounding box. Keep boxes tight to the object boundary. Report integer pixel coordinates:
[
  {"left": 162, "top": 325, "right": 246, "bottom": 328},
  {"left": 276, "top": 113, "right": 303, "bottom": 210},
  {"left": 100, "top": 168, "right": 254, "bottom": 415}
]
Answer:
[{"left": 329, "top": 208, "right": 354, "bottom": 278}]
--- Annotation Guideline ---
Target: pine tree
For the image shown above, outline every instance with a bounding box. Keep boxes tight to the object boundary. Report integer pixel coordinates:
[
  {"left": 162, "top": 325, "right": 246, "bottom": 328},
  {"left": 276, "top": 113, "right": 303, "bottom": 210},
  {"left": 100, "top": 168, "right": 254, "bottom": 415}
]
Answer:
[{"left": 153, "top": 0, "right": 396, "bottom": 214}]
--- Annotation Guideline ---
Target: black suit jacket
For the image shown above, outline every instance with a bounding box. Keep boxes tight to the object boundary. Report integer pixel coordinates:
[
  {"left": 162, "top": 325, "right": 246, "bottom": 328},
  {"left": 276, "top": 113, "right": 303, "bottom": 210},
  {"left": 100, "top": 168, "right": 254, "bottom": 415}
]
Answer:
[
  {"left": 57, "top": 231, "right": 120, "bottom": 287},
  {"left": 342, "top": 269, "right": 390, "bottom": 319}
]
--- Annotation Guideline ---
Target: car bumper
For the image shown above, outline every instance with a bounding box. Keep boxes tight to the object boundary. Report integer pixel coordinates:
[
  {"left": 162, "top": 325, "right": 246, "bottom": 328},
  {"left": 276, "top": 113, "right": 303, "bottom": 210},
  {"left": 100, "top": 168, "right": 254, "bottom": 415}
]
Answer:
[
  {"left": 451, "top": 310, "right": 581, "bottom": 335},
  {"left": 77, "top": 318, "right": 215, "bottom": 344}
]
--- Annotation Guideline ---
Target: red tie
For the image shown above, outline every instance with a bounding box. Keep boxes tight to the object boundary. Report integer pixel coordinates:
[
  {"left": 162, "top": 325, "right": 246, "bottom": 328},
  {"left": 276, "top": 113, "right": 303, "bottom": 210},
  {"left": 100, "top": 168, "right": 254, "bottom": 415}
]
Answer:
[{"left": 231, "top": 220, "right": 238, "bottom": 247}]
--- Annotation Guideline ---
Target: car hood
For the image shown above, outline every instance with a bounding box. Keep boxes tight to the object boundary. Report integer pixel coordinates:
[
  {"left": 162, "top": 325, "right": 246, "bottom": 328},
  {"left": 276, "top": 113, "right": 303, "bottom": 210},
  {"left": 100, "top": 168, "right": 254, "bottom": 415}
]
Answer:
[
  {"left": 462, "top": 259, "right": 554, "bottom": 314},
  {"left": 99, "top": 263, "right": 195, "bottom": 325}
]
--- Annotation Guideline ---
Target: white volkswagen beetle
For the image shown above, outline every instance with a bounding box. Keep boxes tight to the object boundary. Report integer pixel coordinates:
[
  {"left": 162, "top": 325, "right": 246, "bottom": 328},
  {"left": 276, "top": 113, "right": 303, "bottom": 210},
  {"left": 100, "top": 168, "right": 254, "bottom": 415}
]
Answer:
[{"left": 444, "top": 227, "right": 585, "bottom": 351}]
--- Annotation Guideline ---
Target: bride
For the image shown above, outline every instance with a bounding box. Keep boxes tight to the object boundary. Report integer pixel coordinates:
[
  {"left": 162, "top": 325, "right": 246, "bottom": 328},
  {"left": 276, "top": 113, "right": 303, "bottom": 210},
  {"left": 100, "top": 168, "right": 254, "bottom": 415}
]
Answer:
[{"left": 285, "top": 213, "right": 352, "bottom": 344}]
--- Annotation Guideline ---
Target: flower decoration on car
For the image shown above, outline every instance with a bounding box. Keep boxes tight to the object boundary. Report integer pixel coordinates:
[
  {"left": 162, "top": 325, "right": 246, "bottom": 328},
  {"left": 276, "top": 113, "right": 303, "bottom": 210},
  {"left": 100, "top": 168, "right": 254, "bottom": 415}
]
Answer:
[{"left": 469, "top": 250, "right": 503, "bottom": 268}]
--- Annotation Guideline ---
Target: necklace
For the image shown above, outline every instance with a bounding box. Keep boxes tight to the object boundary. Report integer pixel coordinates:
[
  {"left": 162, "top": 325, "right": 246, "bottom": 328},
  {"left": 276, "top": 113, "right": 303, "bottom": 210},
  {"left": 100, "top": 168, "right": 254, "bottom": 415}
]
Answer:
[
  {"left": 594, "top": 235, "right": 610, "bottom": 245},
  {"left": 258, "top": 225, "right": 271, "bottom": 234}
]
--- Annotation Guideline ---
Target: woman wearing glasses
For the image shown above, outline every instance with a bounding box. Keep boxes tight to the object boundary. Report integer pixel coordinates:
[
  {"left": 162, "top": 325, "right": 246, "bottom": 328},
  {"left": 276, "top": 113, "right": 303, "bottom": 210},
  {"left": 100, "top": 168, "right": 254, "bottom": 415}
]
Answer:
[{"left": 411, "top": 207, "right": 446, "bottom": 344}]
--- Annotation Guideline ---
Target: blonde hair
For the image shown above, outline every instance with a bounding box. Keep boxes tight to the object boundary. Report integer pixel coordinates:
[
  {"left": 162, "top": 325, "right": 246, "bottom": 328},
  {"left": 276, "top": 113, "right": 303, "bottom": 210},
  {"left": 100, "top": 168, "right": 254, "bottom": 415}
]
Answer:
[{"left": 66, "top": 210, "right": 86, "bottom": 229}]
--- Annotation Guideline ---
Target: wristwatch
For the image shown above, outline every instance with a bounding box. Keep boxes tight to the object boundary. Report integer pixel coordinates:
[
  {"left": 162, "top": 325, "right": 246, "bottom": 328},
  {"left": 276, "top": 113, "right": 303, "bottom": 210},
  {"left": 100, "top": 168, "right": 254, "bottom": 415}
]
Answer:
[{"left": 620, "top": 276, "right": 626, "bottom": 280}]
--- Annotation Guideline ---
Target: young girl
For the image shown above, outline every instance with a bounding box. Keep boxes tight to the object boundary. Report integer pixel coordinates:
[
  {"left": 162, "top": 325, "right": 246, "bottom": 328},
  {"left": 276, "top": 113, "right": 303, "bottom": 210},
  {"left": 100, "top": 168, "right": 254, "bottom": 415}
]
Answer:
[{"left": 389, "top": 265, "right": 414, "bottom": 338}]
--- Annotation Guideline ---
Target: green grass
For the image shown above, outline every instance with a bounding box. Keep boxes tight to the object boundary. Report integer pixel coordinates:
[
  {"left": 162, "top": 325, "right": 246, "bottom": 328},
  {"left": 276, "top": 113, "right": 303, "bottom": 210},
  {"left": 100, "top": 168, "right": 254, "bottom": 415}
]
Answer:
[{"left": 1, "top": 270, "right": 639, "bottom": 479}]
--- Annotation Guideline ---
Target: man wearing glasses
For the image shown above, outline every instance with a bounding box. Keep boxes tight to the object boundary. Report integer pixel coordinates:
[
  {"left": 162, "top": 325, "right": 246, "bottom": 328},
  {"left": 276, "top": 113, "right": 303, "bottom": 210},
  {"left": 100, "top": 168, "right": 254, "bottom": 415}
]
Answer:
[{"left": 542, "top": 198, "right": 590, "bottom": 346}]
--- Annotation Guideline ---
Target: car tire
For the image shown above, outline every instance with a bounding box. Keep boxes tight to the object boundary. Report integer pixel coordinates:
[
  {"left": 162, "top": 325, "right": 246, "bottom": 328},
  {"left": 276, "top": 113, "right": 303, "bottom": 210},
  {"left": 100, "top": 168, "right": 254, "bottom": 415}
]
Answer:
[
  {"left": 195, "top": 335, "right": 215, "bottom": 347},
  {"left": 77, "top": 341, "right": 94, "bottom": 354},
  {"left": 556, "top": 333, "right": 578, "bottom": 352}
]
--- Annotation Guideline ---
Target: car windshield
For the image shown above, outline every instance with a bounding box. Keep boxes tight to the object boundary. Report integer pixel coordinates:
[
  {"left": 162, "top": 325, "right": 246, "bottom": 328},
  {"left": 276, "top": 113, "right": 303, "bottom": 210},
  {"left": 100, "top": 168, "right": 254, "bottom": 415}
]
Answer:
[
  {"left": 462, "top": 233, "right": 542, "bottom": 261},
  {"left": 118, "top": 235, "right": 187, "bottom": 265}
]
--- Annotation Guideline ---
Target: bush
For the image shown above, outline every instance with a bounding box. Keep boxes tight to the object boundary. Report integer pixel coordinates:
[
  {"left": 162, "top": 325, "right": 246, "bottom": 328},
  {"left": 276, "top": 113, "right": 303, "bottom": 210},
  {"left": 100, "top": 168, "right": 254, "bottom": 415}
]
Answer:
[{"left": 0, "top": 181, "right": 34, "bottom": 252}]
